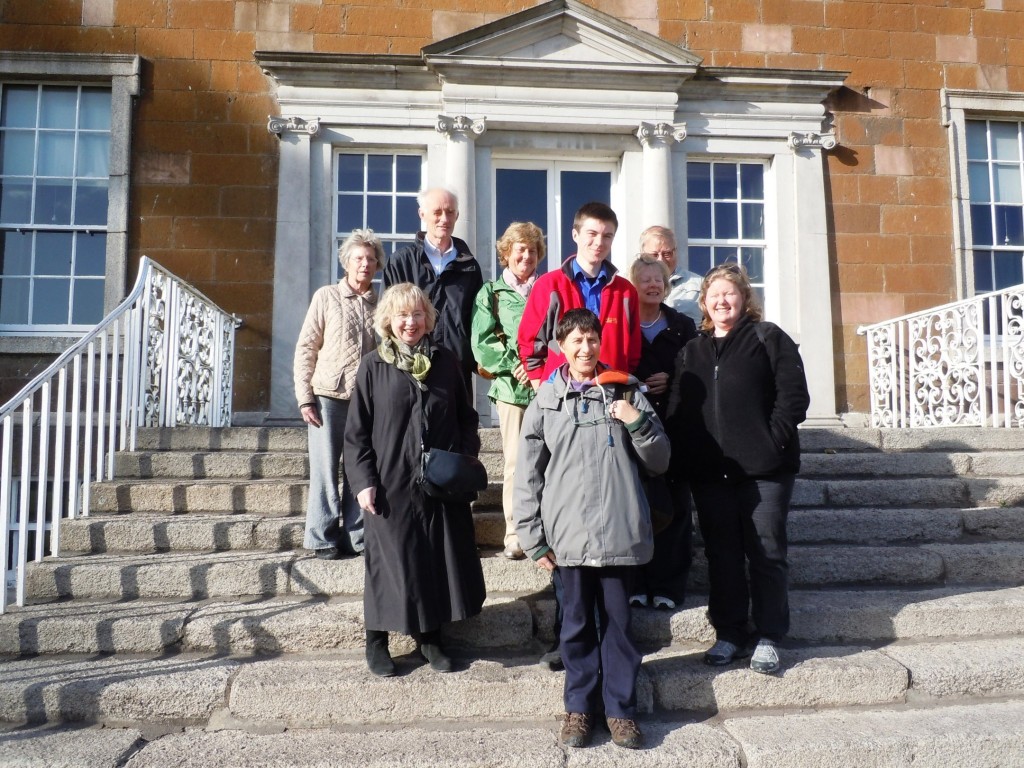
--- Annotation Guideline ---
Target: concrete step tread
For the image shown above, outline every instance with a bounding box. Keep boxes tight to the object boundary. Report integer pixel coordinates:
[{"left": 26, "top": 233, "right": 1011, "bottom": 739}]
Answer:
[
  {"left": 24, "top": 542, "right": 1024, "bottom": 602},
  {"left": 7, "top": 700, "right": 1024, "bottom": 768},
  {"left": 59, "top": 507, "right": 1024, "bottom": 556},
  {"left": 6, "top": 586, "right": 1024, "bottom": 656},
  {"left": 4, "top": 636, "right": 1024, "bottom": 726}
]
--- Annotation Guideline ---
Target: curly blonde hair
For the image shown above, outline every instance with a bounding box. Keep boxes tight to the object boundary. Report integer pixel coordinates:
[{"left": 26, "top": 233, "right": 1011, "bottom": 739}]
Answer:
[{"left": 496, "top": 221, "right": 546, "bottom": 267}]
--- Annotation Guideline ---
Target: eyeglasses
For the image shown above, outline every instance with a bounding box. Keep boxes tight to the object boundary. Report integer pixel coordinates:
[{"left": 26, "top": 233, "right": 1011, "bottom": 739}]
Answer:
[
  {"left": 641, "top": 249, "right": 676, "bottom": 259},
  {"left": 395, "top": 311, "right": 426, "bottom": 322}
]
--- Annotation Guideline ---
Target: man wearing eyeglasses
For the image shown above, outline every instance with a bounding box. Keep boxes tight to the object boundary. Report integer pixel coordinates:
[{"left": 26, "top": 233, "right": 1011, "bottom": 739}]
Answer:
[{"left": 639, "top": 225, "right": 703, "bottom": 326}]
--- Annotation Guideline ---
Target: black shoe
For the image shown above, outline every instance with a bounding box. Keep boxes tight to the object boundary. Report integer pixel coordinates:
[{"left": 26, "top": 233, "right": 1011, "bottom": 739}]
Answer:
[
  {"left": 539, "top": 648, "right": 563, "bottom": 672},
  {"left": 314, "top": 547, "right": 341, "bottom": 560},
  {"left": 419, "top": 643, "right": 453, "bottom": 672},
  {"left": 365, "top": 630, "right": 395, "bottom": 677},
  {"left": 703, "top": 639, "right": 750, "bottom": 666},
  {"left": 419, "top": 630, "right": 453, "bottom": 672}
]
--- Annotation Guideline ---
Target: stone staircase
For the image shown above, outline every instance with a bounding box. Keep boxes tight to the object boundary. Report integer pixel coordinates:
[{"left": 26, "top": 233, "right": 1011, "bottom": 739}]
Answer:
[{"left": 3, "top": 426, "right": 1024, "bottom": 766}]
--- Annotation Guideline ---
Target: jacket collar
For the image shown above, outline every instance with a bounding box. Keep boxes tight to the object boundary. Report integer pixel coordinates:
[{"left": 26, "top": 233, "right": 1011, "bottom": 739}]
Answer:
[{"left": 337, "top": 278, "right": 378, "bottom": 303}]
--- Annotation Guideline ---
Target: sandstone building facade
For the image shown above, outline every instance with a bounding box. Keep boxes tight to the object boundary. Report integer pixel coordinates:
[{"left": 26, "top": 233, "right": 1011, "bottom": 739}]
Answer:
[{"left": 0, "top": 0, "right": 1022, "bottom": 424}]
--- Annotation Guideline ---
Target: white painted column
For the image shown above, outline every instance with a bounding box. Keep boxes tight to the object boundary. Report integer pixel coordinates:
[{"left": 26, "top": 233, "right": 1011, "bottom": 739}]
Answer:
[
  {"left": 787, "top": 131, "right": 842, "bottom": 427},
  {"left": 436, "top": 115, "right": 486, "bottom": 250},
  {"left": 635, "top": 121, "right": 687, "bottom": 230},
  {"left": 267, "top": 116, "right": 319, "bottom": 421}
]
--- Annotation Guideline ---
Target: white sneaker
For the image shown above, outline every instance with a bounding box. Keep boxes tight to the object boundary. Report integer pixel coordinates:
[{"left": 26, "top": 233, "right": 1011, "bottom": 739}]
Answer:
[
  {"left": 628, "top": 594, "right": 648, "bottom": 608},
  {"left": 750, "top": 639, "right": 780, "bottom": 675},
  {"left": 651, "top": 595, "right": 676, "bottom": 610}
]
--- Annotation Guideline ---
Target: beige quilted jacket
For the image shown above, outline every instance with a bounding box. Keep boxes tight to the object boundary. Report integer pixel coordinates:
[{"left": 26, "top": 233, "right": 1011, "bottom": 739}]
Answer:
[{"left": 294, "top": 280, "right": 378, "bottom": 407}]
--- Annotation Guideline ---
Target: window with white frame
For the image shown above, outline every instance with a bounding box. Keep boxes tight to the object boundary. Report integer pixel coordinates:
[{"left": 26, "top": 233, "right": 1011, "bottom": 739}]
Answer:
[
  {"left": 333, "top": 151, "right": 424, "bottom": 282},
  {"left": 0, "top": 84, "right": 111, "bottom": 331},
  {"left": 493, "top": 160, "right": 613, "bottom": 274},
  {"left": 686, "top": 159, "right": 767, "bottom": 304},
  {"left": 966, "top": 119, "right": 1024, "bottom": 292}
]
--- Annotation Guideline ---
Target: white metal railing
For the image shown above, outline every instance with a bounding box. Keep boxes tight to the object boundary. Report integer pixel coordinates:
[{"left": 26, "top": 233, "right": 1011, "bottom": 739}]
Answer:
[
  {"left": 857, "top": 284, "right": 1024, "bottom": 429},
  {"left": 0, "top": 257, "right": 241, "bottom": 613}
]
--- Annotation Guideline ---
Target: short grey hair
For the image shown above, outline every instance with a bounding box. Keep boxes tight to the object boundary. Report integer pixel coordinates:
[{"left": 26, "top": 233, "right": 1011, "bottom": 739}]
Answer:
[
  {"left": 338, "top": 228, "right": 386, "bottom": 271},
  {"left": 416, "top": 187, "right": 459, "bottom": 211},
  {"left": 639, "top": 225, "right": 676, "bottom": 251}
]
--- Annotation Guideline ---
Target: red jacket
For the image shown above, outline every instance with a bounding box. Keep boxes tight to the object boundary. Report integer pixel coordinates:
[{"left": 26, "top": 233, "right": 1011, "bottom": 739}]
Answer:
[{"left": 517, "top": 257, "right": 642, "bottom": 383}]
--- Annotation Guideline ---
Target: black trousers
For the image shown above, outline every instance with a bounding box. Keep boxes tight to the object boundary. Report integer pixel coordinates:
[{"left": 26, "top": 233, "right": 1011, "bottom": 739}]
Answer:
[
  {"left": 635, "top": 480, "right": 693, "bottom": 604},
  {"left": 691, "top": 474, "right": 794, "bottom": 645}
]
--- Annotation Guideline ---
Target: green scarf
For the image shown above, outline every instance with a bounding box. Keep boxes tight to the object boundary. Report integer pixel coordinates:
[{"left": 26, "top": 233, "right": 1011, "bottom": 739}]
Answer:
[{"left": 379, "top": 336, "right": 432, "bottom": 388}]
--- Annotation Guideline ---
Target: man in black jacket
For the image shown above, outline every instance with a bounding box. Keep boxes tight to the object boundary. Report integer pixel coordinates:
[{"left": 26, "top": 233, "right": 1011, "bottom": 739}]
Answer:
[{"left": 383, "top": 188, "right": 483, "bottom": 392}]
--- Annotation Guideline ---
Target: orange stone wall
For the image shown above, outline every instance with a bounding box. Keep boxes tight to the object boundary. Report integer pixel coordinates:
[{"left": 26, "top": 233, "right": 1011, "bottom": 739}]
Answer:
[{"left": 0, "top": 0, "right": 1022, "bottom": 414}]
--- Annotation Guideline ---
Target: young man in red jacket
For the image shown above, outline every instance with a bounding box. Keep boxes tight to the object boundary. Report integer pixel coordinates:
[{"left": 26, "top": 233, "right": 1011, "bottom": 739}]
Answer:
[{"left": 517, "top": 202, "right": 641, "bottom": 390}]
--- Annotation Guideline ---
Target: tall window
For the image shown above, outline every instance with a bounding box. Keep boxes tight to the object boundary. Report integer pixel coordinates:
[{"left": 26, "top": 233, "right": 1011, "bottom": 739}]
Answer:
[
  {"left": 0, "top": 84, "right": 111, "bottom": 331},
  {"left": 967, "top": 119, "right": 1024, "bottom": 292},
  {"left": 493, "top": 161, "right": 613, "bottom": 274},
  {"left": 686, "top": 160, "right": 767, "bottom": 302},
  {"left": 334, "top": 151, "right": 423, "bottom": 282}
]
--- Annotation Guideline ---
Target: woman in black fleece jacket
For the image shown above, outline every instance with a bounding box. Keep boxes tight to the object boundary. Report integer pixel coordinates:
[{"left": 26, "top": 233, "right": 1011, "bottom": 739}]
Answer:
[{"left": 667, "top": 263, "right": 809, "bottom": 675}]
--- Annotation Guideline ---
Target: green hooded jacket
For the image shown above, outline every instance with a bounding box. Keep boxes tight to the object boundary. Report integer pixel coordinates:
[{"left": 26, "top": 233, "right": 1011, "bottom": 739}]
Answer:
[{"left": 470, "top": 278, "right": 535, "bottom": 406}]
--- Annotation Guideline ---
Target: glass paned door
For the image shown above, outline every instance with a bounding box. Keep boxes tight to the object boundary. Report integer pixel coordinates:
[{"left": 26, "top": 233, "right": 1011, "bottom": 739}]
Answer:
[{"left": 494, "top": 162, "right": 612, "bottom": 275}]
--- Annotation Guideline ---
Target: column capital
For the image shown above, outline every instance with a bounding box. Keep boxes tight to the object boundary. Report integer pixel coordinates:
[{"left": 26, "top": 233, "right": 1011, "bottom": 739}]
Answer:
[
  {"left": 436, "top": 114, "right": 487, "bottom": 139},
  {"left": 267, "top": 116, "right": 320, "bottom": 137},
  {"left": 788, "top": 131, "right": 837, "bottom": 151},
  {"left": 636, "top": 121, "right": 687, "bottom": 148}
]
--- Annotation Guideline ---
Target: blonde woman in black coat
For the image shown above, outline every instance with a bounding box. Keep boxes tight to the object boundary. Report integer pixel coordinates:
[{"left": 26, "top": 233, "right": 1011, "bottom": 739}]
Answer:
[{"left": 344, "top": 283, "right": 486, "bottom": 677}]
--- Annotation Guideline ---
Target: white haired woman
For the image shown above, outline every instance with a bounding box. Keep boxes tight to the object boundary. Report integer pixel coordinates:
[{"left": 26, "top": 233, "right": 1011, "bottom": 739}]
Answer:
[
  {"left": 345, "top": 282, "right": 486, "bottom": 677},
  {"left": 294, "top": 228, "right": 384, "bottom": 560}
]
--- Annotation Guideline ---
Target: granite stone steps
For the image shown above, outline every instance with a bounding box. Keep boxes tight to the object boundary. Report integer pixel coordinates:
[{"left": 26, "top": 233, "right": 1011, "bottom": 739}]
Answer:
[
  {"left": 6, "top": 701, "right": 1024, "bottom": 768},
  {"left": 23, "top": 539, "right": 1024, "bottom": 604},
  {"left": 5, "top": 424, "right": 1024, "bottom": 763},
  {"left": 2, "top": 636, "right": 1024, "bottom": 728},
  {"left": 56, "top": 505, "right": 1024, "bottom": 557},
  {"left": 5, "top": 586, "right": 1024, "bottom": 657}
]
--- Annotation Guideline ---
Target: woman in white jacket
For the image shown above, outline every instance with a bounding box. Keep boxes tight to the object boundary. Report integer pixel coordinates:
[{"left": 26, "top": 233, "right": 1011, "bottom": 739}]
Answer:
[{"left": 293, "top": 229, "right": 384, "bottom": 559}]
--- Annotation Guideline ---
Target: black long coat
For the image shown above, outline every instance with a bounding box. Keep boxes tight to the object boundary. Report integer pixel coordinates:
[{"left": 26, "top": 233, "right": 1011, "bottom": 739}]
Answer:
[{"left": 344, "top": 341, "right": 486, "bottom": 635}]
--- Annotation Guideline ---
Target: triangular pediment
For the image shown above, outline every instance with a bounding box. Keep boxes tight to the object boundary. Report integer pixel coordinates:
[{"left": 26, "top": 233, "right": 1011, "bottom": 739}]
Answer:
[{"left": 422, "top": 0, "right": 700, "bottom": 89}]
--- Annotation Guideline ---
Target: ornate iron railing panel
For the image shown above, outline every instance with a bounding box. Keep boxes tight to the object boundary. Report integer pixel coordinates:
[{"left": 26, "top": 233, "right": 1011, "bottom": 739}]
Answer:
[
  {"left": 0, "top": 257, "right": 240, "bottom": 612},
  {"left": 859, "top": 286, "right": 1024, "bottom": 429}
]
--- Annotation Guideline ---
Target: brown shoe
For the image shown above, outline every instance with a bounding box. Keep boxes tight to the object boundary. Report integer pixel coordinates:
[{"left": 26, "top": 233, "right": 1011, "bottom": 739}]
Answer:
[
  {"left": 559, "top": 712, "right": 593, "bottom": 748},
  {"left": 607, "top": 717, "right": 642, "bottom": 749}
]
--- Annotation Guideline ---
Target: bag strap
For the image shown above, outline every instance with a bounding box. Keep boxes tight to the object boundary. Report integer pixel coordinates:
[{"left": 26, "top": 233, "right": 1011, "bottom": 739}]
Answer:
[{"left": 754, "top": 322, "right": 777, "bottom": 375}]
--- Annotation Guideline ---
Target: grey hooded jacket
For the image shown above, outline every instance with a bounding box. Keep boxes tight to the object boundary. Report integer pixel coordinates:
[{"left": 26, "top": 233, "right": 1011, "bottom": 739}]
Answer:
[{"left": 513, "top": 367, "right": 670, "bottom": 568}]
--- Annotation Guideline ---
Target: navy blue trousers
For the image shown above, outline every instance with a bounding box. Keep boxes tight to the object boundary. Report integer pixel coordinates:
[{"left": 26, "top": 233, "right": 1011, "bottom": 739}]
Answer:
[
  {"left": 691, "top": 475, "right": 794, "bottom": 645},
  {"left": 559, "top": 565, "right": 641, "bottom": 719}
]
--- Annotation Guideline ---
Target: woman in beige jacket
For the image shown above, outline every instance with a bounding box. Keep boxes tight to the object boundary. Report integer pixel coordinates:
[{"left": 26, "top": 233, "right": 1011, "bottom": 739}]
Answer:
[{"left": 294, "top": 229, "right": 384, "bottom": 559}]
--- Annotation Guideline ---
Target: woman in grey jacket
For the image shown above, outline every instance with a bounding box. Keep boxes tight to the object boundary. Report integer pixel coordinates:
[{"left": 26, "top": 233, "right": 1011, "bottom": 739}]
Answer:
[
  {"left": 514, "top": 309, "right": 669, "bottom": 751},
  {"left": 293, "top": 229, "right": 384, "bottom": 559}
]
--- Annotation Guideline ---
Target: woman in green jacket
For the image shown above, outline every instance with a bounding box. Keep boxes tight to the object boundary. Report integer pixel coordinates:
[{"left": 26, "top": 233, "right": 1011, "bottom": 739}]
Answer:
[{"left": 471, "top": 221, "right": 544, "bottom": 559}]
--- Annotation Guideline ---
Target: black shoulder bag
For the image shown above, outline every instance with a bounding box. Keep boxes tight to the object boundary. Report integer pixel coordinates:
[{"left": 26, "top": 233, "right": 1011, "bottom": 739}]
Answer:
[{"left": 417, "top": 389, "right": 487, "bottom": 504}]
